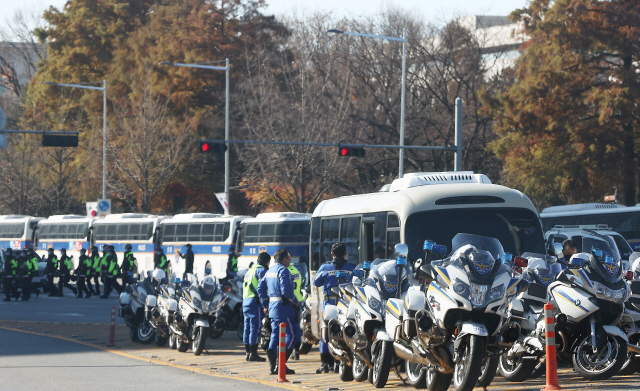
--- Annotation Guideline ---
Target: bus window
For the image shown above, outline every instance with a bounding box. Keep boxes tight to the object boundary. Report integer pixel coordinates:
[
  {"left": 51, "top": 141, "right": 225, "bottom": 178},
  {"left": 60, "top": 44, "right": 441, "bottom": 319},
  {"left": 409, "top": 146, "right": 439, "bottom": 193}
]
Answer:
[
  {"left": 311, "top": 218, "right": 321, "bottom": 271},
  {"left": 202, "top": 224, "right": 214, "bottom": 241},
  {"left": 163, "top": 224, "right": 175, "bottom": 242},
  {"left": 223, "top": 222, "right": 230, "bottom": 241},
  {"left": 260, "top": 224, "right": 275, "bottom": 242},
  {"left": 321, "top": 218, "right": 339, "bottom": 264},
  {"left": 143, "top": 223, "right": 154, "bottom": 240},
  {"left": 129, "top": 224, "right": 141, "bottom": 240},
  {"left": 96, "top": 225, "right": 106, "bottom": 240},
  {"left": 58, "top": 224, "right": 69, "bottom": 238},
  {"left": 388, "top": 213, "right": 400, "bottom": 229},
  {"left": 374, "top": 212, "right": 387, "bottom": 258},
  {"left": 245, "top": 224, "right": 260, "bottom": 243},
  {"left": 188, "top": 224, "right": 202, "bottom": 242},
  {"left": 387, "top": 230, "right": 400, "bottom": 258},
  {"left": 176, "top": 224, "right": 188, "bottom": 242},
  {"left": 117, "top": 224, "right": 129, "bottom": 240},
  {"left": 340, "top": 217, "right": 360, "bottom": 264},
  {"left": 214, "top": 224, "right": 224, "bottom": 241}
]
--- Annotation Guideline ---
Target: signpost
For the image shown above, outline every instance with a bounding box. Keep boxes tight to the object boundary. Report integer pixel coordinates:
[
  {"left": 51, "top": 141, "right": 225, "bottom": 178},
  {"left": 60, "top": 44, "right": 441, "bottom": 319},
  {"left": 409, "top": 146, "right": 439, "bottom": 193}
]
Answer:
[{"left": 96, "top": 199, "right": 111, "bottom": 217}]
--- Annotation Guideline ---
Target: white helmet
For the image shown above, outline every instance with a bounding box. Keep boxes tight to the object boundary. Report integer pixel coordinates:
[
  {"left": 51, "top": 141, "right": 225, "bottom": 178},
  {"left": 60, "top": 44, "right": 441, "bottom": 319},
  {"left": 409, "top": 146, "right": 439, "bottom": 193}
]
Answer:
[{"left": 152, "top": 268, "right": 166, "bottom": 284}]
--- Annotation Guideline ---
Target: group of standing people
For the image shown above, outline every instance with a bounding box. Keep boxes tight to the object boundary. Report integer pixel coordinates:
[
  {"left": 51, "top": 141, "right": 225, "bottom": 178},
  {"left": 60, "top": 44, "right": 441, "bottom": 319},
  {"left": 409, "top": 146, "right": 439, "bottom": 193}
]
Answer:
[
  {"left": 2, "top": 247, "right": 41, "bottom": 301},
  {"left": 241, "top": 242, "right": 354, "bottom": 376}
]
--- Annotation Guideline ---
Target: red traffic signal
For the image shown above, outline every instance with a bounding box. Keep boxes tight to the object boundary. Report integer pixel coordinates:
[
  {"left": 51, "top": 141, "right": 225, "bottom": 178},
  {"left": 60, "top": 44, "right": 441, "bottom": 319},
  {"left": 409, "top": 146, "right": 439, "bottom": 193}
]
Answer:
[
  {"left": 338, "top": 146, "right": 365, "bottom": 157},
  {"left": 199, "top": 140, "right": 227, "bottom": 153}
]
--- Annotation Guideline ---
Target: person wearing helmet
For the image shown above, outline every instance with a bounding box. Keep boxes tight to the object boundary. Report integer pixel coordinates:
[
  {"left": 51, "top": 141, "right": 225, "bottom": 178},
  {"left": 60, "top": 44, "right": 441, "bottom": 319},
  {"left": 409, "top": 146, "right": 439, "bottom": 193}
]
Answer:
[
  {"left": 287, "top": 262, "right": 304, "bottom": 360},
  {"left": 90, "top": 246, "right": 101, "bottom": 295},
  {"left": 101, "top": 245, "right": 123, "bottom": 298},
  {"left": 45, "top": 248, "right": 59, "bottom": 297},
  {"left": 58, "top": 248, "right": 77, "bottom": 297},
  {"left": 121, "top": 244, "right": 136, "bottom": 288},
  {"left": 313, "top": 242, "right": 356, "bottom": 373},
  {"left": 74, "top": 248, "right": 91, "bottom": 298},
  {"left": 151, "top": 268, "right": 167, "bottom": 287},
  {"left": 226, "top": 246, "right": 238, "bottom": 279},
  {"left": 24, "top": 248, "right": 41, "bottom": 299},
  {"left": 3, "top": 248, "right": 18, "bottom": 301},
  {"left": 154, "top": 247, "right": 168, "bottom": 274},
  {"left": 178, "top": 244, "right": 194, "bottom": 278},
  {"left": 100, "top": 246, "right": 110, "bottom": 284},
  {"left": 257, "top": 249, "right": 297, "bottom": 375},
  {"left": 243, "top": 251, "right": 270, "bottom": 362}
]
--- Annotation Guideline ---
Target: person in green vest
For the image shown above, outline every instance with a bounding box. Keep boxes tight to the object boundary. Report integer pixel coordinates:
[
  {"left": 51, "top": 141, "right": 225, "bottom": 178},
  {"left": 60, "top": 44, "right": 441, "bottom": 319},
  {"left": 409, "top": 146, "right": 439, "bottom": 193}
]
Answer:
[
  {"left": 242, "top": 251, "right": 270, "bottom": 362},
  {"left": 23, "top": 247, "right": 41, "bottom": 300},
  {"left": 74, "top": 248, "right": 92, "bottom": 298},
  {"left": 226, "top": 246, "right": 238, "bottom": 279},
  {"left": 288, "top": 262, "right": 304, "bottom": 360},
  {"left": 121, "top": 244, "right": 136, "bottom": 288},
  {"left": 154, "top": 247, "right": 168, "bottom": 274},
  {"left": 101, "top": 245, "right": 123, "bottom": 298},
  {"left": 3, "top": 248, "right": 18, "bottom": 301},
  {"left": 100, "top": 246, "right": 109, "bottom": 284},
  {"left": 90, "top": 246, "right": 101, "bottom": 295},
  {"left": 45, "top": 248, "right": 59, "bottom": 297},
  {"left": 58, "top": 248, "right": 77, "bottom": 297}
]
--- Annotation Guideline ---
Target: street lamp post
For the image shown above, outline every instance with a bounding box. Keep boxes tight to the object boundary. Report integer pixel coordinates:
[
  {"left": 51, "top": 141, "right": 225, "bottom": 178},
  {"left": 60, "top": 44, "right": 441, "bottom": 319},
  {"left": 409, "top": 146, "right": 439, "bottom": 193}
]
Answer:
[
  {"left": 159, "top": 60, "right": 230, "bottom": 213},
  {"left": 44, "top": 80, "right": 108, "bottom": 199},
  {"left": 328, "top": 28, "right": 407, "bottom": 179}
]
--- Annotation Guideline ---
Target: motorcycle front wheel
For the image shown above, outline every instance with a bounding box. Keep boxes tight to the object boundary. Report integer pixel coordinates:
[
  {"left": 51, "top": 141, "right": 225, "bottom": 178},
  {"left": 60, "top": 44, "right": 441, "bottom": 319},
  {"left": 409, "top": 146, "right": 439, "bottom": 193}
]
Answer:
[
  {"left": 353, "top": 356, "right": 369, "bottom": 382},
  {"left": 476, "top": 356, "right": 499, "bottom": 387},
  {"left": 176, "top": 335, "right": 189, "bottom": 352},
  {"left": 498, "top": 354, "right": 538, "bottom": 382},
  {"left": 192, "top": 326, "right": 208, "bottom": 356},
  {"left": 453, "top": 335, "right": 486, "bottom": 391},
  {"left": 155, "top": 333, "right": 168, "bottom": 347},
  {"left": 169, "top": 332, "right": 177, "bottom": 350},
  {"left": 137, "top": 320, "right": 155, "bottom": 344},
  {"left": 425, "top": 366, "right": 453, "bottom": 391},
  {"left": 573, "top": 335, "right": 626, "bottom": 380},
  {"left": 372, "top": 341, "right": 393, "bottom": 388},
  {"left": 405, "top": 360, "right": 426, "bottom": 389}
]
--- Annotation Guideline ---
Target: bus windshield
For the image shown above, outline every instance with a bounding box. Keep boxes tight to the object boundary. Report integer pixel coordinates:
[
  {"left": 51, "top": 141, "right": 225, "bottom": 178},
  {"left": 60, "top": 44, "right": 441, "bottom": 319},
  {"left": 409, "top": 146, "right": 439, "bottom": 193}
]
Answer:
[{"left": 404, "top": 207, "right": 544, "bottom": 261}]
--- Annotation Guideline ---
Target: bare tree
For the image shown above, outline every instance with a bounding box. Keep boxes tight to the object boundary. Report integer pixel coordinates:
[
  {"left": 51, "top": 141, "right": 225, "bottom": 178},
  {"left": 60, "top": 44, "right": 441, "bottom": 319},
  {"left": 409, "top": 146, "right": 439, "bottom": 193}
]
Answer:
[{"left": 110, "top": 69, "right": 192, "bottom": 213}]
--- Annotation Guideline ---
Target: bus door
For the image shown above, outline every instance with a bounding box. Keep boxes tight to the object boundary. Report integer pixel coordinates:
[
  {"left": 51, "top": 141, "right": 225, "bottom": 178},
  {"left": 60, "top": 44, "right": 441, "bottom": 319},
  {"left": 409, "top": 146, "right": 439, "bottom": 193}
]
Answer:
[{"left": 361, "top": 215, "right": 376, "bottom": 264}]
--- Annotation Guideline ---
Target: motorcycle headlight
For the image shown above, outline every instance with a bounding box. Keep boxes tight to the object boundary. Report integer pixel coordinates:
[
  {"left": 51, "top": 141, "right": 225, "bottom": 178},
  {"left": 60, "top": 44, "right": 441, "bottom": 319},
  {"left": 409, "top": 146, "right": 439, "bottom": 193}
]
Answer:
[
  {"left": 613, "top": 289, "right": 625, "bottom": 303},
  {"left": 490, "top": 285, "right": 505, "bottom": 303},
  {"left": 593, "top": 282, "right": 626, "bottom": 304},
  {"left": 595, "top": 282, "right": 605, "bottom": 296},
  {"left": 436, "top": 274, "right": 448, "bottom": 287},
  {"left": 368, "top": 297, "right": 382, "bottom": 313},
  {"left": 469, "top": 284, "right": 489, "bottom": 307},
  {"left": 453, "top": 279, "right": 470, "bottom": 297}
]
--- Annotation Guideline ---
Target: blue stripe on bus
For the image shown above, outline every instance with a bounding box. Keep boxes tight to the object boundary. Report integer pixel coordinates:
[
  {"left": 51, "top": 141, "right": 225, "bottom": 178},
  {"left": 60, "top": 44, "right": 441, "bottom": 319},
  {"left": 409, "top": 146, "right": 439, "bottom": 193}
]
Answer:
[
  {"left": 0, "top": 240, "right": 33, "bottom": 249},
  {"left": 161, "top": 243, "right": 233, "bottom": 255},
  {"left": 239, "top": 244, "right": 307, "bottom": 257},
  {"left": 37, "top": 241, "right": 90, "bottom": 251}
]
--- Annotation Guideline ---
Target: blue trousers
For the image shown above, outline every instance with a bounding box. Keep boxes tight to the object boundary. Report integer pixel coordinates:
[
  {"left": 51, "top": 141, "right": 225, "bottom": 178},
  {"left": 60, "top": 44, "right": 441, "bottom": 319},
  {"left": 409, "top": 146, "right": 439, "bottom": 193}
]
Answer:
[
  {"left": 243, "top": 301, "right": 263, "bottom": 346},
  {"left": 268, "top": 304, "right": 296, "bottom": 351}
]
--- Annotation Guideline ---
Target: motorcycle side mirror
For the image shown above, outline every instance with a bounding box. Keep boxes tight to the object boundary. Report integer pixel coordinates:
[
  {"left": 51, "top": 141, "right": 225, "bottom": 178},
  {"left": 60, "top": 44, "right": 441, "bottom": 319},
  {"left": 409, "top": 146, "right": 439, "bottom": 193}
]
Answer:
[
  {"left": 331, "top": 286, "right": 341, "bottom": 297},
  {"left": 516, "top": 279, "right": 530, "bottom": 294},
  {"left": 395, "top": 243, "right": 409, "bottom": 258},
  {"left": 552, "top": 243, "right": 564, "bottom": 258}
]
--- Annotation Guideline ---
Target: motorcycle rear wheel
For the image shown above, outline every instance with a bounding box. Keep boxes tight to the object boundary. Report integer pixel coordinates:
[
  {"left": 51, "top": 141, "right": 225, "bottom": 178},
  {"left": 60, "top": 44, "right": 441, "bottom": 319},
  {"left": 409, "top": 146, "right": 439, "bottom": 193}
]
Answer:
[
  {"left": 498, "top": 354, "right": 538, "bottom": 382},
  {"left": 372, "top": 341, "right": 393, "bottom": 388},
  {"left": 169, "top": 332, "right": 177, "bottom": 350},
  {"left": 425, "top": 366, "right": 453, "bottom": 391},
  {"left": 193, "top": 326, "right": 208, "bottom": 356},
  {"left": 476, "top": 356, "right": 499, "bottom": 387},
  {"left": 339, "top": 362, "right": 354, "bottom": 382},
  {"left": 405, "top": 360, "right": 426, "bottom": 389},
  {"left": 453, "top": 335, "right": 485, "bottom": 391},
  {"left": 176, "top": 336, "right": 189, "bottom": 352},
  {"left": 573, "top": 335, "right": 626, "bottom": 380},
  {"left": 353, "top": 357, "right": 369, "bottom": 382},
  {"left": 210, "top": 328, "right": 224, "bottom": 339},
  {"left": 155, "top": 333, "right": 168, "bottom": 347},
  {"left": 137, "top": 320, "right": 155, "bottom": 344}
]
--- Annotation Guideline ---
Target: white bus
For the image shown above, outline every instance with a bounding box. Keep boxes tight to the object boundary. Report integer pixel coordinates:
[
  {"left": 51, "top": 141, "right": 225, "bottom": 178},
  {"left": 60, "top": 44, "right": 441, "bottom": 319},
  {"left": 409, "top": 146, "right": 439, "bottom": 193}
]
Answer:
[
  {"left": 236, "top": 212, "right": 311, "bottom": 270},
  {"left": 158, "top": 213, "right": 249, "bottom": 279},
  {"left": 0, "top": 215, "right": 44, "bottom": 251},
  {"left": 307, "top": 171, "right": 546, "bottom": 339},
  {"left": 93, "top": 214, "right": 166, "bottom": 275},
  {"left": 540, "top": 203, "right": 640, "bottom": 251},
  {"left": 36, "top": 215, "right": 95, "bottom": 268}
]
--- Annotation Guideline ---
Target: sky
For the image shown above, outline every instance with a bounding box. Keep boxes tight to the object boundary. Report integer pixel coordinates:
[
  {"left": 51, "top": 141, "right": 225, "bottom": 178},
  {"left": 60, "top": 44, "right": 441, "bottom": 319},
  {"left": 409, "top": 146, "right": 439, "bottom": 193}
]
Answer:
[{"left": 1, "top": 0, "right": 529, "bottom": 28}]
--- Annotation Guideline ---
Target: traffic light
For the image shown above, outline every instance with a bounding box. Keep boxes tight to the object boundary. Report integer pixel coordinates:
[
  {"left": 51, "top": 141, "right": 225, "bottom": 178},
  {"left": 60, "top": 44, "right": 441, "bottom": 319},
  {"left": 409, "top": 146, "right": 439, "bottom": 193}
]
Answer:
[
  {"left": 338, "top": 146, "right": 365, "bottom": 157},
  {"left": 199, "top": 140, "right": 227, "bottom": 153},
  {"left": 41, "top": 134, "right": 78, "bottom": 147}
]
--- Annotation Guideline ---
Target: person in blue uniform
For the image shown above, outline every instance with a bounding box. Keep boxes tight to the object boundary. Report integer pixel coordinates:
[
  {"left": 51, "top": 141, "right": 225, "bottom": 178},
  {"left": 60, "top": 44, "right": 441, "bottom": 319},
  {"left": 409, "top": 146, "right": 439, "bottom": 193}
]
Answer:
[
  {"left": 242, "top": 251, "right": 270, "bottom": 362},
  {"left": 313, "top": 242, "right": 356, "bottom": 373},
  {"left": 257, "top": 249, "right": 297, "bottom": 375},
  {"left": 557, "top": 239, "right": 577, "bottom": 266}
]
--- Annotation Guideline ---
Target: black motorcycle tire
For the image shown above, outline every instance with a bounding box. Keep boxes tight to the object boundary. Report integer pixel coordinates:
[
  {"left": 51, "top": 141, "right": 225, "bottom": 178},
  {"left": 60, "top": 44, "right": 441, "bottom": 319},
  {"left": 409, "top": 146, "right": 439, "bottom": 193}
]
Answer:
[
  {"left": 137, "top": 320, "right": 155, "bottom": 344},
  {"left": 129, "top": 327, "right": 139, "bottom": 342},
  {"left": 405, "top": 360, "right": 427, "bottom": 389},
  {"left": 476, "top": 356, "right": 499, "bottom": 387},
  {"left": 529, "top": 361, "right": 545, "bottom": 379},
  {"left": 498, "top": 354, "right": 538, "bottom": 382},
  {"left": 299, "top": 342, "right": 313, "bottom": 355},
  {"left": 176, "top": 336, "right": 189, "bottom": 352},
  {"left": 193, "top": 326, "right": 208, "bottom": 356},
  {"left": 573, "top": 335, "right": 626, "bottom": 381},
  {"left": 210, "top": 328, "right": 224, "bottom": 339},
  {"left": 353, "top": 357, "right": 369, "bottom": 382},
  {"left": 618, "top": 353, "right": 640, "bottom": 375},
  {"left": 453, "top": 335, "right": 486, "bottom": 391},
  {"left": 372, "top": 341, "right": 393, "bottom": 388},
  {"left": 155, "top": 333, "right": 168, "bottom": 347},
  {"left": 169, "top": 332, "right": 177, "bottom": 350},
  {"left": 425, "top": 366, "right": 454, "bottom": 391},
  {"left": 339, "top": 362, "right": 355, "bottom": 382}
]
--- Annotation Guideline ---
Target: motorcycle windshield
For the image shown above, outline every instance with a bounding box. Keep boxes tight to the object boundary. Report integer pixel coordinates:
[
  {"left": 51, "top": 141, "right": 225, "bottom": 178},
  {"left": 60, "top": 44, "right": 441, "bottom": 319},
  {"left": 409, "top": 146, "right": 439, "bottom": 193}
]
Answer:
[
  {"left": 581, "top": 231, "right": 622, "bottom": 284},
  {"left": 367, "top": 260, "right": 413, "bottom": 301},
  {"left": 449, "top": 233, "right": 505, "bottom": 282},
  {"left": 451, "top": 233, "right": 505, "bottom": 261}
]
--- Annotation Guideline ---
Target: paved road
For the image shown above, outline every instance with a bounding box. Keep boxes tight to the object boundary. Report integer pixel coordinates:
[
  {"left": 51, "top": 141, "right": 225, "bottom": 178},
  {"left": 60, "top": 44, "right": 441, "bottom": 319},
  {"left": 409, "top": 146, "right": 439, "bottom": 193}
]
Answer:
[
  {"left": 0, "top": 291, "right": 124, "bottom": 324},
  {"left": 0, "top": 327, "right": 281, "bottom": 391}
]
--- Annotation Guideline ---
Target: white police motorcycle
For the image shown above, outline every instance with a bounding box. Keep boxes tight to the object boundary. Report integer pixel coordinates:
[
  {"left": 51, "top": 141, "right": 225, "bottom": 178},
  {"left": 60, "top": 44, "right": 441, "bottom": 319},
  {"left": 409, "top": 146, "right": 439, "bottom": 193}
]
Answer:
[
  {"left": 172, "top": 274, "right": 227, "bottom": 355},
  {"left": 415, "top": 234, "right": 528, "bottom": 391},
  {"left": 549, "top": 232, "right": 640, "bottom": 380},
  {"left": 145, "top": 276, "right": 180, "bottom": 347},
  {"left": 118, "top": 270, "right": 163, "bottom": 344},
  {"left": 618, "top": 256, "right": 640, "bottom": 375}
]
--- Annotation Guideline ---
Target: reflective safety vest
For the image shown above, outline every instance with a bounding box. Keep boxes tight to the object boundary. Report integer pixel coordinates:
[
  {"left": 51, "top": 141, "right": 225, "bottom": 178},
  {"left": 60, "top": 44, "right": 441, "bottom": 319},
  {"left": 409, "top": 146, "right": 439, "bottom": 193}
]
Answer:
[
  {"left": 8, "top": 258, "right": 18, "bottom": 276},
  {"left": 156, "top": 255, "right": 167, "bottom": 272},
  {"left": 243, "top": 264, "right": 265, "bottom": 300},
  {"left": 288, "top": 265, "right": 304, "bottom": 302},
  {"left": 62, "top": 256, "right": 73, "bottom": 272},
  {"left": 107, "top": 254, "right": 119, "bottom": 276},
  {"left": 123, "top": 251, "right": 135, "bottom": 270},
  {"left": 82, "top": 256, "right": 93, "bottom": 276},
  {"left": 49, "top": 255, "right": 59, "bottom": 270},
  {"left": 229, "top": 254, "right": 238, "bottom": 273},
  {"left": 100, "top": 254, "right": 109, "bottom": 272},
  {"left": 91, "top": 254, "right": 101, "bottom": 272},
  {"left": 28, "top": 256, "right": 39, "bottom": 275}
]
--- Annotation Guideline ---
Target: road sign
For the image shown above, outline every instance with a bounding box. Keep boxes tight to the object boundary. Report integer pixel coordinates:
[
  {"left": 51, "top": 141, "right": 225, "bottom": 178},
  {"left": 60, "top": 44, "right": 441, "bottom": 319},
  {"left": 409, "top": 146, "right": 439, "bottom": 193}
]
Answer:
[
  {"left": 86, "top": 202, "right": 98, "bottom": 217},
  {"left": 97, "top": 199, "right": 111, "bottom": 217},
  {"left": 604, "top": 195, "right": 616, "bottom": 202}
]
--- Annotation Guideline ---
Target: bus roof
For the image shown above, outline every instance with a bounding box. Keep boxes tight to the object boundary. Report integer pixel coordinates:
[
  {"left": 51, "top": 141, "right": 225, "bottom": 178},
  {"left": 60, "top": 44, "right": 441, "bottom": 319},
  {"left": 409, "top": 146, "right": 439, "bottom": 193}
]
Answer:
[
  {"left": 313, "top": 177, "right": 537, "bottom": 222},
  {"left": 42, "top": 215, "right": 93, "bottom": 222},
  {"left": 541, "top": 203, "right": 640, "bottom": 217},
  {"left": 0, "top": 215, "right": 40, "bottom": 221},
  {"left": 242, "top": 212, "right": 312, "bottom": 223},
  {"left": 93, "top": 213, "right": 164, "bottom": 223},
  {"left": 160, "top": 214, "right": 251, "bottom": 223}
]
